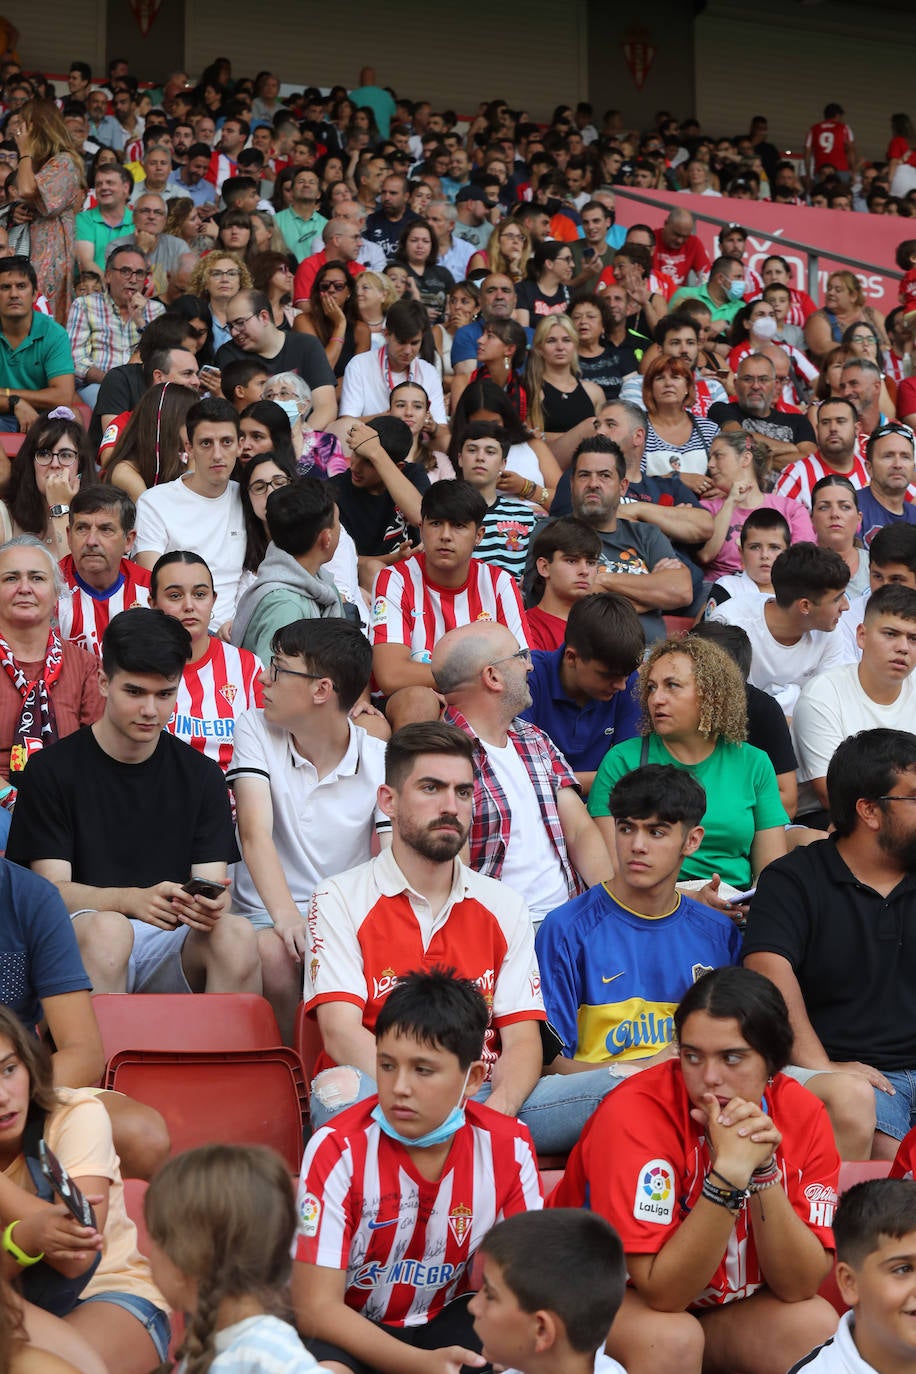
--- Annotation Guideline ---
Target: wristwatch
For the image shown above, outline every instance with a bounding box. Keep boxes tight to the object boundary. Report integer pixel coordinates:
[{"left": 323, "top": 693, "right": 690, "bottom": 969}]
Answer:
[
  {"left": 7, "top": 393, "right": 20, "bottom": 419},
  {"left": 49, "top": 504, "right": 70, "bottom": 518},
  {"left": 2, "top": 1219, "right": 44, "bottom": 1267}
]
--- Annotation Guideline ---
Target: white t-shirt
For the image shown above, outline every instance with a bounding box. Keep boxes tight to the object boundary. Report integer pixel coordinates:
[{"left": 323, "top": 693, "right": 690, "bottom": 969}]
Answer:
[
  {"left": 711, "top": 596, "right": 845, "bottom": 714},
  {"left": 835, "top": 589, "right": 868, "bottom": 665},
  {"left": 708, "top": 570, "right": 769, "bottom": 609},
  {"left": 339, "top": 349, "right": 447, "bottom": 424},
  {"left": 227, "top": 712, "right": 390, "bottom": 919},
  {"left": 135, "top": 477, "right": 246, "bottom": 628},
  {"left": 481, "top": 737, "right": 570, "bottom": 924},
  {"left": 792, "top": 661, "right": 916, "bottom": 814}
]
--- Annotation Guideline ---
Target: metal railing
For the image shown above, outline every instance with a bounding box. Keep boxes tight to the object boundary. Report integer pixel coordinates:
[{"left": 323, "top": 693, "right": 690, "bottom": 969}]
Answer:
[{"left": 611, "top": 189, "right": 900, "bottom": 304}]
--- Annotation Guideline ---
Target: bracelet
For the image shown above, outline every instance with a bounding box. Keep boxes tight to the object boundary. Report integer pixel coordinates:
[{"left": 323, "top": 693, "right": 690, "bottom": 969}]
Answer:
[
  {"left": 708, "top": 1167, "right": 747, "bottom": 1193},
  {"left": 539, "top": 486, "right": 550, "bottom": 507},
  {"left": 750, "top": 1157, "right": 781, "bottom": 1190},
  {"left": 701, "top": 1177, "right": 749, "bottom": 1213},
  {"left": 330, "top": 336, "right": 345, "bottom": 344},
  {"left": 520, "top": 479, "right": 535, "bottom": 499},
  {"left": 2, "top": 1220, "right": 44, "bottom": 1267}
]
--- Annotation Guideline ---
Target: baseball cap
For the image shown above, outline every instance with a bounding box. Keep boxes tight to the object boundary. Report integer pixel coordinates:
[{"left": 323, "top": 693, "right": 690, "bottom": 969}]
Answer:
[{"left": 456, "top": 185, "right": 485, "bottom": 203}]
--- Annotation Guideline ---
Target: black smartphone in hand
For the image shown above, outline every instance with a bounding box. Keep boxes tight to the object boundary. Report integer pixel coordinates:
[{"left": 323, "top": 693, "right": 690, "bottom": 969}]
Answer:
[{"left": 38, "top": 1141, "right": 96, "bottom": 1228}]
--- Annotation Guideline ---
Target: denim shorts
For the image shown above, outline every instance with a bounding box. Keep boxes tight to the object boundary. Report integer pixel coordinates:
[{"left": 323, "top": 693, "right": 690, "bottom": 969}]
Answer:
[
  {"left": 874, "top": 1068, "right": 916, "bottom": 1141},
  {"left": 80, "top": 1291, "right": 171, "bottom": 1361}
]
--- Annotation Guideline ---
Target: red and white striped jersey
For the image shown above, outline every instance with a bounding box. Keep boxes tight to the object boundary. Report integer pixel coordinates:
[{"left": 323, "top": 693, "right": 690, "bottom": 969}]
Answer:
[
  {"left": 58, "top": 556, "right": 151, "bottom": 658},
  {"left": 773, "top": 452, "right": 869, "bottom": 509},
  {"left": 293, "top": 1098, "right": 542, "bottom": 1326},
  {"left": 371, "top": 554, "right": 529, "bottom": 663},
  {"left": 166, "top": 638, "right": 264, "bottom": 772}
]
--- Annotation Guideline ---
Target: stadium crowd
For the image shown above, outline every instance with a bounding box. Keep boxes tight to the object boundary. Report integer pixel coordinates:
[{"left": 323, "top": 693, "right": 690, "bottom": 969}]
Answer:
[{"left": 4, "top": 37, "right": 916, "bottom": 1374}]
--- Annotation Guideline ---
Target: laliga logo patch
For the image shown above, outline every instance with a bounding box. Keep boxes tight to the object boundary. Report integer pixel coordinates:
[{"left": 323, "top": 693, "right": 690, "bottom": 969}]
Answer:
[
  {"left": 298, "top": 1192, "right": 321, "bottom": 1236},
  {"left": 633, "top": 1158, "right": 675, "bottom": 1224}
]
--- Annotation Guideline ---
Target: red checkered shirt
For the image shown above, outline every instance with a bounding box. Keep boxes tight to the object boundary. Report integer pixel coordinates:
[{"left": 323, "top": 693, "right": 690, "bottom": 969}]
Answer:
[{"left": 443, "top": 706, "right": 584, "bottom": 900}]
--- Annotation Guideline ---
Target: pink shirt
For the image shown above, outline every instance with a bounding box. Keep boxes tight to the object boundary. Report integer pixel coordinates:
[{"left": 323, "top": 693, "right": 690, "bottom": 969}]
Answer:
[{"left": 699, "top": 492, "right": 815, "bottom": 579}]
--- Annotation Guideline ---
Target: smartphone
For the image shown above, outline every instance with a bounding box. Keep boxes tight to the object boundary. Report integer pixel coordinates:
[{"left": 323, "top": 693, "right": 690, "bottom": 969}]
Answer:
[
  {"left": 182, "top": 877, "right": 227, "bottom": 900},
  {"left": 199, "top": 365, "right": 221, "bottom": 391},
  {"left": 727, "top": 886, "right": 756, "bottom": 906},
  {"left": 583, "top": 246, "right": 596, "bottom": 261},
  {"left": 38, "top": 1141, "right": 96, "bottom": 1228}
]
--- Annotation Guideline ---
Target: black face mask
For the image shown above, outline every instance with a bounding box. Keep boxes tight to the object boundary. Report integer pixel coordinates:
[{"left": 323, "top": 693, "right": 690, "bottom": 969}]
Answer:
[{"left": 544, "top": 196, "right": 563, "bottom": 216}]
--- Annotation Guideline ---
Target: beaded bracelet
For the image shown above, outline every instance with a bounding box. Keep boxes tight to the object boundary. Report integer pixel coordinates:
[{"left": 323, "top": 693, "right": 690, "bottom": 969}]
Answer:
[
  {"left": 701, "top": 1176, "right": 749, "bottom": 1213},
  {"left": 750, "top": 1157, "right": 781, "bottom": 1191}
]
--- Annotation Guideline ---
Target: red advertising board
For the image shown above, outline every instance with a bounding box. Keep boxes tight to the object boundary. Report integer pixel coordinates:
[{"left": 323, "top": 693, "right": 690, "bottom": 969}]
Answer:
[{"left": 614, "top": 188, "right": 903, "bottom": 312}]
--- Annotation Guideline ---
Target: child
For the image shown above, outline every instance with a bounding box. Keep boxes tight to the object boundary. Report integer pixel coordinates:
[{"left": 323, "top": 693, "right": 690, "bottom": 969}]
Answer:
[
  {"left": 221, "top": 358, "right": 268, "bottom": 414},
  {"left": 790, "top": 1178, "right": 916, "bottom": 1374},
  {"left": 458, "top": 421, "right": 539, "bottom": 583},
  {"left": 706, "top": 508, "right": 791, "bottom": 611},
  {"left": 469, "top": 1210, "right": 626, "bottom": 1374},
  {"left": 526, "top": 517, "right": 603, "bottom": 650},
  {"left": 291, "top": 968, "right": 543, "bottom": 1373},
  {"left": 144, "top": 1143, "right": 322, "bottom": 1373}
]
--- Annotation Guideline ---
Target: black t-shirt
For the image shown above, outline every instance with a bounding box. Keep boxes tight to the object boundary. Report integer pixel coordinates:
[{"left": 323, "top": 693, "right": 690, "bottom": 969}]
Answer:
[
  {"left": 91, "top": 362, "right": 145, "bottom": 447},
  {"left": 742, "top": 838, "right": 916, "bottom": 1069},
  {"left": 707, "top": 401, "right": 815, "bottom": 448},
  {"left": 216, "top": 333, "right": 336, "bottom": 390},
  {"left": 515, "top": 281, "right": 571, "bottom": 320},
  {"left": 578, "top": 333, "right": 646, "bottom": 399},
  {"left": 405, "top": 264, "right": 455, "bottom": 324},
  {"left": 328, "top": 462, "right": 430, "bottom": 556},
  {"left": 746, "top": 683, "right": 797, "bottom": 775},
  {"left": 7, "top": 727, "right": 238, "bottom": 885}
]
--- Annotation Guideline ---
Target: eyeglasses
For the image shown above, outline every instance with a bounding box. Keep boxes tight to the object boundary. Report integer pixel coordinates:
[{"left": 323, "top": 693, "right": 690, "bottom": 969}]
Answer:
[
  {"left": 319, "top": 280, "right": 348, "bottom": 293},
  {"left": 35, "top": 448, "right": 79, "bottom": 466},
  {"left": 228, "top": 314, "right": 256, "bottom": 334},
  {"left": 135, "top": 207, "right": 167, "bottom": 218},
  {"left": 248, "top": 476, "right": 291, "bottom": 496},
  {"left": 268, "top": 656, "right": 336, "bottom": 690},
  {"left": 486, "top": 647, "right": 532, "bottom": 671},
  {"left": 878, "top": 795, "right": 916, "bottom": 804},
  {"left": 0, "top": 153, "right": 18, "bottom": 165},
  {"left": 209, "top": 268, "right": 241, "bottom": 280},
  {"left": 110, "top": 266, "right": 145, "bottom": 279}
]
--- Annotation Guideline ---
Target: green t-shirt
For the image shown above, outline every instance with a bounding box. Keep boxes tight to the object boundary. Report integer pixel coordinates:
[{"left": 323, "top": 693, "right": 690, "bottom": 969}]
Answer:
[
  {"left": 588, "top": 734, "right": 787, "bottom": 888},
  {"left": 669, "top": 283, "right": 744, "bottom": 325},
  {"left": 75, "top": 206, "right": 135, "bottom": 270}
]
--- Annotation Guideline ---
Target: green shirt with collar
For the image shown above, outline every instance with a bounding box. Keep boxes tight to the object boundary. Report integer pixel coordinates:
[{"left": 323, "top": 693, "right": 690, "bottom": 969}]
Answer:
[
  {"left": 669, "top": 282, "right": 744, "bottom": 324},
  {"left": 0, "top": 312, "right": 75, "bottom": 391},
  {"left": 75, "top": 205, "right": 135, "bottom": 270}
]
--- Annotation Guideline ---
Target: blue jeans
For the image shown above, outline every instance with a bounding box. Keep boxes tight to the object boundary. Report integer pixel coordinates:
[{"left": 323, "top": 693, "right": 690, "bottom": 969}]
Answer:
[
  {"left": 309, "top": 1065, "right": 618, "bottom": 1153},
  {"left": 874, "top": 1068, "right": 916, "bottom": 1141}
]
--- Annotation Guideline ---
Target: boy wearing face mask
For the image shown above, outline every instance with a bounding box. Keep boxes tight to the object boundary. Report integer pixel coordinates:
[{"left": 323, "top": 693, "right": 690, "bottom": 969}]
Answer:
[{"left": 292, "top": 967, "right": 542, "bottom": 1374}]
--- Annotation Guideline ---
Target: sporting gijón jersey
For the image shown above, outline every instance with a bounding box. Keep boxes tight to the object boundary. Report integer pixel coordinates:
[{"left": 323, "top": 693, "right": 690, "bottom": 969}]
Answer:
[
  {"left": 57, "top": 556, "right": 151, "bottom": 658},
  {"left": 294, "top": 1098, "right": 542, "bottom": 1327},
  {"left": 891, "top": 1126, "right": 916, "bottom": 1180},
  {"left": 549, "top": 1060, "right": 838, "bottom": 1308},
  {"left": 167, "top": 638, "right": 264, "bottom": 771}
]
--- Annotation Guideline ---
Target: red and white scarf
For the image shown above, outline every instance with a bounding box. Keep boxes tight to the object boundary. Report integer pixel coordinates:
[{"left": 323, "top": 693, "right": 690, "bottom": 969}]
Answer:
[{"left": 0, "top": 630, "right": 63, "bottom": 772}]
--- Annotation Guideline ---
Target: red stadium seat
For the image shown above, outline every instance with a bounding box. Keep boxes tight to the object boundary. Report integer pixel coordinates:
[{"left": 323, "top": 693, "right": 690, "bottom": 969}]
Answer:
[
  {"left": 105, "top": 1047, "right": 309, "bottom": 1171},
  {"left": 123, "top": 1179, "right": 185, "bottom": 1357},
  {"left": 0, "top": 433, "right": 24, "bottom": 458},
  {"left": 294, "top": 1001, "right": 324, "bottom": 1086},
  {"left": 72, "top": 400, "right": 92, "bottom": 430},
  {"left": 662, "top": 614, "right": 697, "bottom": 637},
  {"left": 819, "top": 1159, "right": 892, "bottom": 1313},
  {"left": 92, "top": 993, "right": 283, "bottom": 1062}
]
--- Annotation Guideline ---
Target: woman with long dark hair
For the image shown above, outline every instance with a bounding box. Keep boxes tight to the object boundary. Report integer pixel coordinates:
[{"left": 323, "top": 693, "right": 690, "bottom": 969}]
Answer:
[
  {"left": 295, "top": 259, "right": 371, "bottom": 377},
  {"left": 392, "top": 218, "right": 454, "bottom": 324},
  {"left": 0, "top": 410, "right": 94, "bottom": 559}
]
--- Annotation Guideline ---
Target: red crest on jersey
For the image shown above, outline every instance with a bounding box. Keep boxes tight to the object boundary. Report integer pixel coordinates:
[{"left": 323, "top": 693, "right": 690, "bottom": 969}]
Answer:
[
  {"left": 447, "top": 1204, "right": 473, "bottom": 1246},
  {"left": 219, "top": 683, "right": 238, "bottom": 704}
]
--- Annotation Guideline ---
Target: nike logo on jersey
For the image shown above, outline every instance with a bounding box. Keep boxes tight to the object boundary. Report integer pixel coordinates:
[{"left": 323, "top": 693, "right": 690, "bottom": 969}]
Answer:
[
  {"left": 367, "top": 1218, "right": 398, "bottom": 1229},
  {"left": 601, "top": 972, "right": 626, "bottom": 984}
]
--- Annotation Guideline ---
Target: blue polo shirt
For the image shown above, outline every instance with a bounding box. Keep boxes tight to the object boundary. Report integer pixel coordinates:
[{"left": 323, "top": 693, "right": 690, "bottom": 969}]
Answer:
[
  {"left": 0, "top": 312, "right": 74, "bottom": 392},
  {"left": 0, "top": 858, "right": 90, "bottom": 1028},
  {"left": 519, "top": 648, "right": 640, "bottom": 773}
]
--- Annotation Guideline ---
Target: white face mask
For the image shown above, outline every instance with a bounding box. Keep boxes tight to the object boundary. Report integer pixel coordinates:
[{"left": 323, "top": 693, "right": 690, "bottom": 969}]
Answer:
[{"left": 751, "top": 316, "right": 778, "bottom": 341}]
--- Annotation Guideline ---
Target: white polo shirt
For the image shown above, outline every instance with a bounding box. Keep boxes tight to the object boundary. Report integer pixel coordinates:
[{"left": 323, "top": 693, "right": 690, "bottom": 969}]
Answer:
[{"left": 227, "top": 711, "right": 390, "bottom": 919}]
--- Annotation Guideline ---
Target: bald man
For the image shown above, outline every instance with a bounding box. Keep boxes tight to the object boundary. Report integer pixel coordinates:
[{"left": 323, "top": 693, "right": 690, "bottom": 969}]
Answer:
[
  {"left": 432, "top": 621, "right": 612, "bottom": 927},
  {"left": 653, "top": 208, "right": 711, "bottom": 292}
]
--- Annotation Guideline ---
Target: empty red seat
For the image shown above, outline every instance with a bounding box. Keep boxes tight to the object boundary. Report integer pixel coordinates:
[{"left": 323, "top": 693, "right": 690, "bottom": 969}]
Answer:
[
  {"left": 819, "top": 1159, "right": 893, "bottom": 1313},
  {"left": 105, "top": 1047, "right": 309, "bottom": 1171},
  {"left": 0, "top": 433, "right": 25, "bottom": 458},
  {"left": 92, "top": 993, "right": 282, "bottom": 1063}
]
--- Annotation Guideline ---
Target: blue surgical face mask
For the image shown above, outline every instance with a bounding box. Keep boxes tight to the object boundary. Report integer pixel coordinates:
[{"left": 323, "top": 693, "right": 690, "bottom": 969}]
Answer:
[
  {"left": 274, "top": 398, "right": 303, "bottom": 423},
  {"left": 728, "top": 277, "right": 747, "bottom": 301},
  {"left": 371, "top": 1064, "right": 473, "bottom": 1149}
]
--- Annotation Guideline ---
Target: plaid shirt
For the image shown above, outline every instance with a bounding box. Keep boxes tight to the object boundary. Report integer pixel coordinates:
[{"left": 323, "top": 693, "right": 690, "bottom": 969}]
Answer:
[
  {"left": 444, "top": 706, "right": 584, "bottom": 900},
  {"left": 66, "top": 291, "right": 163, "bottom": 384}
]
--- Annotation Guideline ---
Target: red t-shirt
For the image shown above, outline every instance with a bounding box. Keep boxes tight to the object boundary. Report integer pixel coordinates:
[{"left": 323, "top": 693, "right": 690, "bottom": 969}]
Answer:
[
  {"left": 805, "top": 120, "right": 854, "bottom": 173},
  {"left": 891, "top": 1127, "right": 916, "bottom": 1179},
  {"left": 652, "top": 230, "right": 711, "bottom": 291},
  {"left": 293, "top": 251, "right": 365, "bottom": 305},
  {"left": 526, "top": 605, "right": 567, "bottom": 651},
  {"left": 548, "top": 1060, "right": 839, "bottom": 1309},
  {"left": 898, "top": 376, "right": 916, "bottom": 420}
]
